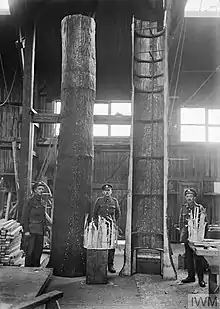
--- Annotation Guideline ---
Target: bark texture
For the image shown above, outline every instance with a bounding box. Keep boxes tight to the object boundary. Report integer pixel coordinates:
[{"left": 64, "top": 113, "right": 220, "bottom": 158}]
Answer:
[
  {"left": 49, "top": 15, "right": 96, "bottom": 277},
  {"left": 132, "top": 20, "right": 164, "bottom": 249}
]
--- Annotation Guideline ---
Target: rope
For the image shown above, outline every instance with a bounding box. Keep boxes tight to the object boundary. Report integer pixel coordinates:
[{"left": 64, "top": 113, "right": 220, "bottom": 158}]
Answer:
[
  {"left": 0, "top": 53, "right": 8, "bottom": 95},
  {"left": 0, "top": 68, "right": 17, "bottom": 107},
  {"left": 168, "top": 18, "right": 187, "bottom": 129},
  {"left": 181, "top": 65, "right": 220, "bottom": 106},
  {"left": 169, "top": 18, "right": 185, "bottom": 92}
]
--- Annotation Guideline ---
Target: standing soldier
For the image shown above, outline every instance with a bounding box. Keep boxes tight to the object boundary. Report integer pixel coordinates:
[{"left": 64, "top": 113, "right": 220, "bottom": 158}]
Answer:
[
  {"left": 179, "top": 188, "right": 208, "bottom": 287},
  {"left": 22, "top": 182, "right": 47, "bottom": 267},
  {"left": 93, "top": 183, "right": 121, "bottom": 273}
]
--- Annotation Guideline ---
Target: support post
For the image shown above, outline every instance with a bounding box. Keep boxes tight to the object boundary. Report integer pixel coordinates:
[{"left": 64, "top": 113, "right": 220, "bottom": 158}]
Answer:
[
  {"left": 18, "top": 22, "right": 36, "bottom": 222},
  {"left": 119, "top": 17, "right": 135, "bottom": 276},
  {"left": 163, "top": 0, "right": 177, "bottom": 280},
  {"left": 49, "top": 15, "right": 96, "bottom": 277}
]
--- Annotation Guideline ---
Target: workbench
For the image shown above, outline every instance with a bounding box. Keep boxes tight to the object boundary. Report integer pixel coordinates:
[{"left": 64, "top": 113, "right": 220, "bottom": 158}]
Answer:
[
  {"left": 189, "top": 239, "right": 220, "bottom": 297},
  {"left": 0, "top": 266, "right": 53, "bottom": 308}
]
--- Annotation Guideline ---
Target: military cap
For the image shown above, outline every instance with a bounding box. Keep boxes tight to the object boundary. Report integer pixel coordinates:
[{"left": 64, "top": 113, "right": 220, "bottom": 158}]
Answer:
[
  {"left": 102, "top": 183, "right": 113, "bottom": 190},
  {"left": 184, "top": 188, "right": 197, "bottom": 197},
  {"left": 32, "top": 181, "right": 45, "bottom": 191}
]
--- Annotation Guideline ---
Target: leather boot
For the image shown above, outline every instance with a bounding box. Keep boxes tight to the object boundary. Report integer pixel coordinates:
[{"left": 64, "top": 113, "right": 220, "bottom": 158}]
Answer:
[{"left": 181, "top": 277, "right": 195, "bottom": 284}]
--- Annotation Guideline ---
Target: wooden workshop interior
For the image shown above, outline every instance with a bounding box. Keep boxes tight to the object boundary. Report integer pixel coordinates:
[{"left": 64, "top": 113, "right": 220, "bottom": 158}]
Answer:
[{"left": 0, "top": 0, "right": 220, "bottom": 305}]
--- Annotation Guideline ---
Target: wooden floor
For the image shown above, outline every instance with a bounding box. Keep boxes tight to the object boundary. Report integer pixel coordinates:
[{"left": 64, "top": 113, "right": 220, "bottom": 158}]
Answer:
[{"left": 0, "top": 266, "right": 53, "bottom": 308}]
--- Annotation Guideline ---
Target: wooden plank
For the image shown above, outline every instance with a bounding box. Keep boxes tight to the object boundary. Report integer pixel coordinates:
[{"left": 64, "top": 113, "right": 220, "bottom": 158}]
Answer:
[
  {"left": 119, "top": 16, "right": 134, "bottom": 277},
  {"left": 4, "top": 191, "right": 12, "bottom": 220},
  {"left": 17, "top": 22, "right": 36, "bottom": 222},
  {"left": 9, "top": 291, "right": 63, "bottom": 309},
  {"left": 31, "top": 114, "right": 131, "bottom": 125},
  {"left": 12, "top": 141, "right": 20, "bottom": 202},
  {"left": 0, "top": 267, "right": 53, "bottom": 307},
  {"left": 163, "top": 0, "right": 176, "bottom": 280}
]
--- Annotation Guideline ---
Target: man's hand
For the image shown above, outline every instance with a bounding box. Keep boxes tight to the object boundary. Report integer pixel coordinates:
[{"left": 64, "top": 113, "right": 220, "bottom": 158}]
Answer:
[{"left": 24, "top": 232, "right": 30, "bottom": 236}]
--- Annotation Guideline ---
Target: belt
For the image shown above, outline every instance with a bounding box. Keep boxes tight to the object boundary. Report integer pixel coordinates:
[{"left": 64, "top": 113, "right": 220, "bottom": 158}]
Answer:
[{"left": 29, "top": 220, "right": 43, "bottom": 224}]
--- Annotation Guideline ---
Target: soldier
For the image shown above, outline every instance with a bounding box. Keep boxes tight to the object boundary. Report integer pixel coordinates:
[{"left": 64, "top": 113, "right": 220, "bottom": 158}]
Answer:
[
  {"left": 93, "top": 183, "right": 121, "bottom": 273},
  {"left": 22, "top": 182, "right": 47, "bottom": 267},
  {"left": 179, "top": 188, "right": 208, "bottom": 287}
]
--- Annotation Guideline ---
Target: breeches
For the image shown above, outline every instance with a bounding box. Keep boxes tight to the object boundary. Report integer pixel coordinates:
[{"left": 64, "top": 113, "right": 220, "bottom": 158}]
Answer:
[
  {"left": 185, "top": 242, "right": 207, "bottom": 280},
  {"left": 25, "top": 233, "right": 43, "bottom": 267},
  {"left": 108, "top": 249, "right": 115, "bottom": 266}
]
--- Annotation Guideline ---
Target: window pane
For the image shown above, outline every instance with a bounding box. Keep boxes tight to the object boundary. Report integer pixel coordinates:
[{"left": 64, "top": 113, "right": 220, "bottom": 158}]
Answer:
[
  {"left": 208, "top": 109, "right": 220, "bottom": 125},
  {"left": 111, "top": 103, "right": 131, "bottom": 116},
  {"left": 94, "top": 104, "right": 108, "bottom": 115},
  {"left": 180, "top": 108, "right": 205, "bottom": 125},
  {"left": 208, "top": 127, "right": 220, "bottom": 142},
  {"left": 185, "top": 0, "right": 219, "bottom": 12},
  {"left": 0, "top": 0, "right": 10, "bottom": 15},
  {"left": 181, "top": 125, "right": 205, "bottom": 142},
  {"left": 54, "top": 100, "right": 61, "bottom": 114},
  {"left": 55, "top": 124, "right": 60, "bottom": 136},
  {"left": 93, "top": 124, "right": 108, "bottom": 136},
  {"left": 111, "top": 125, "right": 131, "bottom": 137}
]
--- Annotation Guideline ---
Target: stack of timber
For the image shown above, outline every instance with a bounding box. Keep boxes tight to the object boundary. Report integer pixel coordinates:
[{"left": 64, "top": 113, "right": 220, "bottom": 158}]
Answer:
[
  {"left": 84, "top": 215, "right": 118, "bottom": 249},
  {"left": 188, "top": 208, "right": 207, "bottom": 242},
  {"left": 0, "top": 219, "right": 23, "bottom": 266}
]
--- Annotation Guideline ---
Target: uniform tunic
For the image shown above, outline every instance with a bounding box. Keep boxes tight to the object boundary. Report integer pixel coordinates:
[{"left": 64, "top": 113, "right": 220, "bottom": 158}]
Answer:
[
  {"left": 22, "top": 194, "right": 47, "bottom": 267},
  {"left": 22, "top": 194, "right": 47, "bottom": 235},
  {"left": 93, "top": 196, "right": 121, "bottom": 222}
]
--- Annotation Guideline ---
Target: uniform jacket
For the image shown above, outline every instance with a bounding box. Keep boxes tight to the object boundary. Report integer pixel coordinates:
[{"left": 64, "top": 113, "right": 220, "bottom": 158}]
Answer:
[
  {"left": 22, "top": 194, "right": 47, "bottom": 235},
  {"left": 93, "top": 196, "right": 121, "bottom": 223},
  {"left": 179, "top": 202, "right": 208, "bottom": 243}
]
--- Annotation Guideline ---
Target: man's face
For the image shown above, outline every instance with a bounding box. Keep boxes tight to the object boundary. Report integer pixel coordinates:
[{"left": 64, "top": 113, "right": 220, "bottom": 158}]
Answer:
[
  {"left": 34, "top": 185, "right": 45, "bottom": 196},
  {"left": 103, "top": 188, "right": 112, "bottom": 197},
  {"left": 185, "top": 193, "right": 195, "bottom": 204}
]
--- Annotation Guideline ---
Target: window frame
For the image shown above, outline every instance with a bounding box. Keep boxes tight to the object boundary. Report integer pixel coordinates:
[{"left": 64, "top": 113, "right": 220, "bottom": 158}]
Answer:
[
  {"left": 93, "top": 100, "right": 131, "bottom": 138},
  {"left": 180, "top": 106, "right": 220, "bottom": 143}
]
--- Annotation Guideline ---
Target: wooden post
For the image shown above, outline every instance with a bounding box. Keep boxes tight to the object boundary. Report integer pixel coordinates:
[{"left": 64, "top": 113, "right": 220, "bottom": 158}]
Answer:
[
  {"left": 49, "top": 15, "right": 96, "bottom": 277},
  {"left": 119, "top": 17, "right": 135, "bottom": 277},
  {"left": 163, "top": 0, "right": 177, "bottom": 280},
  {"left": 18, "top": 22, "right": 36, "bottom": 222}
]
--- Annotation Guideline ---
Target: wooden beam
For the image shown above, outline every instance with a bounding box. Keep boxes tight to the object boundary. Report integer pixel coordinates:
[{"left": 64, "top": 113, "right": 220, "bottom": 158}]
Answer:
[
  {"left": 119, "top": 17, "right": 135, "bottom": 277},
  {"left": 163, "top": 0, "right": 177, "bottom": 280},
  {"left": 10, "top": 290, "right": 63, "bottom": 309},
  {"left": 17, "top": 22, "right": 36, "bottom": 222},
  {"left": 31, "top": 113, "right": 131, "bottom": 125}
]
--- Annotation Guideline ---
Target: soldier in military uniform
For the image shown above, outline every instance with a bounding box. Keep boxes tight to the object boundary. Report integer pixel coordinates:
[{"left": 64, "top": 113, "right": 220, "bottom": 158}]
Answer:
[
  {"left": 179, "top": 188, "right": 208, "bottom": 287},
  {"left": 93, "top": 183, "right": 121, "bottom": 273},
  {"left": 22, "top": 182, "right": 47, "bottom": 267}
]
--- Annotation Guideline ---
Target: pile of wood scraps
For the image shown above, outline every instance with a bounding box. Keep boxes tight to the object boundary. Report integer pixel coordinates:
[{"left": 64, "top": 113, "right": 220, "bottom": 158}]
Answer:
[
  {"left": 84, "top": 215, "right": 118, "bottom": 249},
  {"left": 188, "top": 206, "right": 207, "bottom": 242},
  {"left": 0, "top": 219, "right": 23, "bottom": 266}
]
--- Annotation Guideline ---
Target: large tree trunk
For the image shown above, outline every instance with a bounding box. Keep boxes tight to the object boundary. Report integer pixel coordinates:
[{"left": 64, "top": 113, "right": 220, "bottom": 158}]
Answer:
[
  {"left": 49, "top": 15, "right": 96, "bottom": 277},
  {"left": 132, "top": 18, "right": 165, "bottom": 251}
]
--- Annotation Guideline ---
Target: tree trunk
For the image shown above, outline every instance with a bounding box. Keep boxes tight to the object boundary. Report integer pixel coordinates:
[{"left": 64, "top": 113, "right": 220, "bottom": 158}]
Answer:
[
  {"left": 49, "top": 15, "right": 96, "bottom": 277},
  {"left": 132, "top": 19, "right": 164, "bottom": 250}
]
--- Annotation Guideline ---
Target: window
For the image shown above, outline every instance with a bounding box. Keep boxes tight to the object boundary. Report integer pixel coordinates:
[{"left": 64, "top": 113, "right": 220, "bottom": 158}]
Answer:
[
  {"left": 111, "top": 102, "right": 131, "bottom": 116},
  {"left": 185, "top": 0, "right": 220, "bottom": 17},
  {"left": 93, "top": 124, "right": 108, "bottom": 136},
  {"left": 0, "top": 0, "right": 10, "bottom": 15},
  {"left": 94, "top": 104, "right": 108, "bottom": 115},
  {"left": 52, "top": 100, "right": 131, "bottom": 137},
  {"left": 53, "top": 100, "right": 61, "bottom": 136},
  {"left": 180, "top": 107, "right": 220, "bottom": 142},
  {"left": 93, "top": 101, "right": 131, "bottom": 137},
  {"left": 110, "top": 125, "right": 131, "bottom": 137}
]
